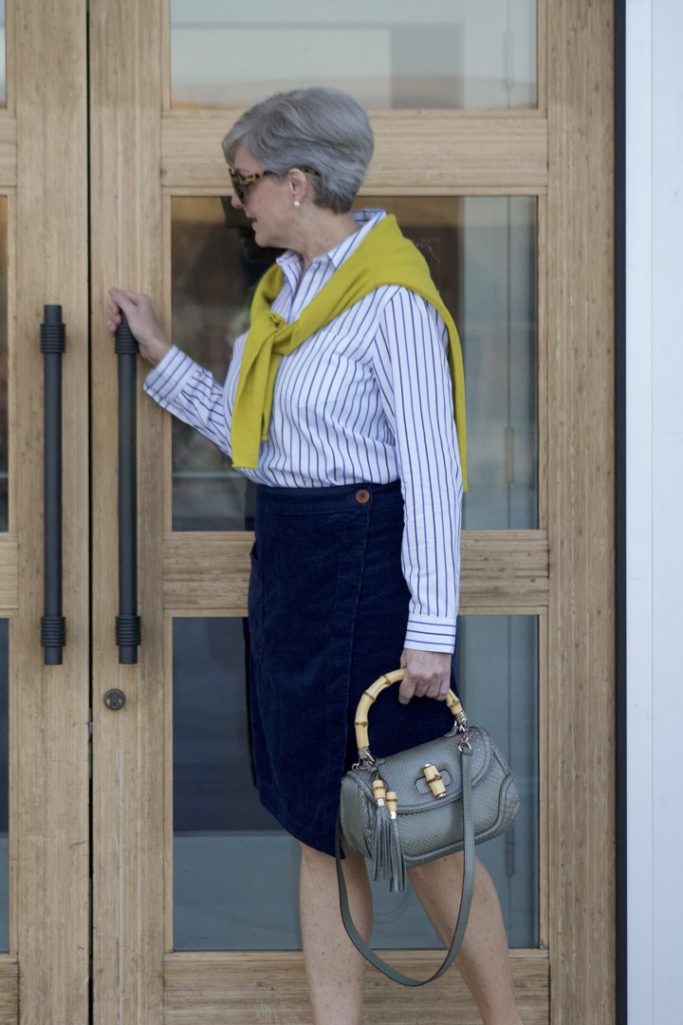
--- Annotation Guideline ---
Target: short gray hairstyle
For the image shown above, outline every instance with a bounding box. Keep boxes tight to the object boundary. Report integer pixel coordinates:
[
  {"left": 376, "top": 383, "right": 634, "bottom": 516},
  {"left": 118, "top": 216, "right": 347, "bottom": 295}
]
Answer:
[{"left": 222, "top": 88, "right": 374, "bottom": 213}]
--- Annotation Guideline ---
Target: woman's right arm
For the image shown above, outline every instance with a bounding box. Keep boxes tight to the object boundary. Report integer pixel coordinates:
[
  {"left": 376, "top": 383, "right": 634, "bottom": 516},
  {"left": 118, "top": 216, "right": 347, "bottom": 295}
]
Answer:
[{"left": 107, "top": 287, "right": 238, "bottom": 459}]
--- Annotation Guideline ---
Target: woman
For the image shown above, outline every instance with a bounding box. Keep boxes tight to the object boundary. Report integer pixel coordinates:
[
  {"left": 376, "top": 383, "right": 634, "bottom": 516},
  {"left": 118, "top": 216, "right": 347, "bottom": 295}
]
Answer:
[{"left": 107, "top": 87, "right": 524, "bottom": 1025}]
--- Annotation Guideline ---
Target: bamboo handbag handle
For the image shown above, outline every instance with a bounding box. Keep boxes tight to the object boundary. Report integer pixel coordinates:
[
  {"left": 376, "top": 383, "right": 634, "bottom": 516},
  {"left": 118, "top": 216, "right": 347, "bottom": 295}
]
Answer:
[{"left": 353, "top": 669, "right": 467, "bottom": 757}]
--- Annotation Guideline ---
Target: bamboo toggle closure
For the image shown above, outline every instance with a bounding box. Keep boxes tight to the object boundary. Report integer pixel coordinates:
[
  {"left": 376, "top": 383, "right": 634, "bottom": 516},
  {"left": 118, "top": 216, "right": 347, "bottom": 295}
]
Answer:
[{"left": 422, "top": 762, "right": 447, "bottom": 799}]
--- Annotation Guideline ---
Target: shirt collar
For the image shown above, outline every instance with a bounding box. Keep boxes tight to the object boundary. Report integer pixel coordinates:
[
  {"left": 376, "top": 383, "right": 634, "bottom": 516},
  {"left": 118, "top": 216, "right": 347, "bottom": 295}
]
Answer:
[{"left": 276, "top": 209, "right": 386, "bottom": 284}]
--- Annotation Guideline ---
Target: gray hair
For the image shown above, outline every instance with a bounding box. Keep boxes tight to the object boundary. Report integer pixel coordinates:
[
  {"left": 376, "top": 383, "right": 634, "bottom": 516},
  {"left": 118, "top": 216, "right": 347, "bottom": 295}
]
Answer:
[{"left": 222, "top": 88, "right": 374, "bottom": 213}]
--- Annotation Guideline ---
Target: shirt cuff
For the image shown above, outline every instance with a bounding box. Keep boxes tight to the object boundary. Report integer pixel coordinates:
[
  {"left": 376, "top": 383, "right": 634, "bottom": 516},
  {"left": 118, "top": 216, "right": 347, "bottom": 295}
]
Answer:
[
  {"left": 143, "top": 346, "right": 198, "bottom": 407},
  {"left": 404, "top": 614, "right": 458, "bottom": 654}
]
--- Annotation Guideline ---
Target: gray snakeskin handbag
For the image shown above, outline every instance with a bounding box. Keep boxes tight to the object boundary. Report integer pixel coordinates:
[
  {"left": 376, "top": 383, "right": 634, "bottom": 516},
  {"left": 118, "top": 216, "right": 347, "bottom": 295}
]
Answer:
[{"left": 335, "top": 669, "right": 519, "bottom": 985}]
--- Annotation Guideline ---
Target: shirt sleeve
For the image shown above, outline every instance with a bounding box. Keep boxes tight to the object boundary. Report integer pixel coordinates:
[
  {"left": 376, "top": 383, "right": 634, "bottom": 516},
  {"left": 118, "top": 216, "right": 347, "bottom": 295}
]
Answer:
[
  {"left": 143, "top": 339, "right": 245, "bottom": 459},
  {"left": 373, "top": 289, "right": 463, "bottom": 653}
]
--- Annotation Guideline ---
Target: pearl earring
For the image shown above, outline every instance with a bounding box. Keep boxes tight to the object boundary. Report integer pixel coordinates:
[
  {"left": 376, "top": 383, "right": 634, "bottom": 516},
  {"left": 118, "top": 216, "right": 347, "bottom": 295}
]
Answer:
[{"left": 293, "top": 200, "right": 301, "bottom": 208}]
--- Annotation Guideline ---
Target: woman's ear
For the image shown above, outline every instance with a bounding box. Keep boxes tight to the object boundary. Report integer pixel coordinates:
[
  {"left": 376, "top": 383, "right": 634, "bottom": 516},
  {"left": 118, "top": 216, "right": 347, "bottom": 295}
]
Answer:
[{"left": 288, "top": 168, "right": 309, "bottom": 206}]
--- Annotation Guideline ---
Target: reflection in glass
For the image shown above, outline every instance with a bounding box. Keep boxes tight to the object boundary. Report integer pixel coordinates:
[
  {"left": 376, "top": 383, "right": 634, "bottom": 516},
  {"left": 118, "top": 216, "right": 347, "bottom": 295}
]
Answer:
[
  {"left": 173, "top": 615, "right": 538, "bottom": 950},
  {"left": 0, "top": 2, "right": 5, "bottom": 107},
  {"left": 171, "top": 196, "right": 537, "bottom": 531},
  {"left": 458, "top": 616, "right": 539, "bottom": 945},
  {"left": 170, "top": 198, "right": 261, "bottom": 530},
  {"left": 170, "top": 0, "right": 536, "bottom": 111},
  {"left": 0, "top": 198, "right": 7, "bottom": 530},
  {"left": 0, "top": 620, "right": 9, "bottom": 953}
]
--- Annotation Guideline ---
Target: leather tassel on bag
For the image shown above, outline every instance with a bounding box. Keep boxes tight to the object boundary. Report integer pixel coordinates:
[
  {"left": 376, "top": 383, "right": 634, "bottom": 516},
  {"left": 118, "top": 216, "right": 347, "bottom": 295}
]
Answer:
[
  {"left": 369, "top": 779, "right": 408, "bottom": 892},
  {"left": 370, "top": 804, "right": 405, "bottom": 891},
  {"left": 371, "top": 802, "right": 393, "bottom": 881},
  {"left": 370, "top": 777, "right": 394, "bottom": 884},
  {"left": 386, "top": 791, "right": 406, "bottom": 892}
]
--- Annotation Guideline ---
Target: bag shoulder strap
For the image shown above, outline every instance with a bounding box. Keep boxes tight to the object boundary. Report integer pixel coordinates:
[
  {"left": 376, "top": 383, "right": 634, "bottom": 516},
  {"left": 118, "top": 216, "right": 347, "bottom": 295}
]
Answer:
[{"left": 334, "top": 745, "right": 475, "bottom": 987}]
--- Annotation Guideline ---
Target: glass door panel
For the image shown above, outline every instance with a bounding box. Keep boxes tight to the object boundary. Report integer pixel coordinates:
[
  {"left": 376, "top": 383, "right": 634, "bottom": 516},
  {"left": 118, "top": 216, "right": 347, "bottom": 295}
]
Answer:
[
  {"left": 170, "top": 195, "right": 538, "bottom": 532},
  {"left": 0, "top": 619, "right": 8, "bottom": 952},
  {"left": 170, "top": 0, "right": 537, "bottom": 110},
  {"left": 0, "top": 197, "right": 7, "bottom": 529},
  {"left": 172, "top": 614, "right": 539, "bottom": 951},
  {"left": 0, "top": 1, "right": 5, "bottom": 108}
]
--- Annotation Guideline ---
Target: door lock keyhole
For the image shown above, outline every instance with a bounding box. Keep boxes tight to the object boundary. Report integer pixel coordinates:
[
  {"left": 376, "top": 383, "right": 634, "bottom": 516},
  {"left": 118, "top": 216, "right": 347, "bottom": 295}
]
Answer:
[{"left": 103, "top": 688, "right": 127, "bottom": 711}]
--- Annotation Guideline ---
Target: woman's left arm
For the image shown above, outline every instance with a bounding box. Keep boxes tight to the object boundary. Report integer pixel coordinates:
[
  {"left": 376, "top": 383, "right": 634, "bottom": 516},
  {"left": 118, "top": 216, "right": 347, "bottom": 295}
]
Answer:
[{"left": 373, "top": 289, "right": 463, "bottom": 704}]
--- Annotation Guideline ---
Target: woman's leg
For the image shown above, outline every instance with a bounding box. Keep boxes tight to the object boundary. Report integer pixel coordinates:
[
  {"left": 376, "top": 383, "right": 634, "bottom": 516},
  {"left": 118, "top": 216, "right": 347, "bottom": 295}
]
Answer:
[
  {"left": 299, "top": 843, "right": 372, "bottom": 1025},
  {"left": 409, "top": 854, "right": 524, "bottom": 1025},
  {"left": 299, "top": 840, "right": 373, "bottom": 1025}
]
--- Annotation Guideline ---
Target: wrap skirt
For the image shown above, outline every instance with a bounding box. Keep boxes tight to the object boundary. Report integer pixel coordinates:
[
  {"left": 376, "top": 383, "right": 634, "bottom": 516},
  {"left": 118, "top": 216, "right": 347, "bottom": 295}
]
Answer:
[{"left": 247, "top": 479, "right": 457, "bottom": 856}]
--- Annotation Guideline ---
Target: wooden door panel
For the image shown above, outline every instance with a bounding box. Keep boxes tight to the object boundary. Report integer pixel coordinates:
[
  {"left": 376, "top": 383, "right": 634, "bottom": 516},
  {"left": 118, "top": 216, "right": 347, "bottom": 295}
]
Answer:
[
  {"left": 0, "top": 958, "right": 17, "bottom": 1025},
  {"left": 88, "top": 2, "right": 615, "bottom": 1023},
  {"left": 161, "top": 532, "right": 551, "bottom": 614},
  {"left": 0, "top": 1, "right": 91, "bottom": 1023},
  {"left": 163, "top": 952, "right": 549, "bottom": 1025},
  {"left": 89, "top": 0, "right": 167, "bottom": 1021},
  {"left": 0, "top": 1, "right": 614, "bottom": 1023}
]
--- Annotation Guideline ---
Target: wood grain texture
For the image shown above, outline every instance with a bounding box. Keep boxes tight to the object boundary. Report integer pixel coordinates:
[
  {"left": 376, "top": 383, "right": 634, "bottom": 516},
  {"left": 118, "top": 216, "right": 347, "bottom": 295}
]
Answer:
[
  {"left": 0, "top": 539, "right": 18, "bottom": 610},
  {"left": 89, "top": 1, "right": 166, "bottom": 1023},
  {"left": 12, "top": 1, "right": 90, "bottom": 1022},
  {"left": 460, "top": 532, "right": 549, "bottom": 607},
  {"left": 162, "top": 531, "right": 550, "bottom": 614},
  {"left": 162, "top": 533, "right": 250, "bottom": 613},
  {"left": 537, "top": 195, "right": 549, "bottom": 532},
  {"left": 0, "top": 958, "right": 18, "bottom": 1025},
  {"left": 546, "top": 1, "right": 615, "bottom": 1022},
  {"left": 0, "top": 120, "right": 16, "bottom": 186},
  {"left": 161, "top": 113, "right": 548, "bottom": 191},
  {"left": 163, "top": 951, "right": 549, "bottom": 1025}
]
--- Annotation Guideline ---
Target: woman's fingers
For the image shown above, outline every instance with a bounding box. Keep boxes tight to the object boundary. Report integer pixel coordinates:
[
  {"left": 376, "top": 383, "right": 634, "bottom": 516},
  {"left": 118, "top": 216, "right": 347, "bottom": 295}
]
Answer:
[
  {"left": 109, "top": 288, "right": 153, "bottom": 335},
  {"left": 398, "top": 648, "right": 452, "bottom": 704},
  {"left": 106, "top": 293, "right": 123, "bottom": 333},
  {"left": 106, "top": 288, "right": 172, "bottom": 366}
]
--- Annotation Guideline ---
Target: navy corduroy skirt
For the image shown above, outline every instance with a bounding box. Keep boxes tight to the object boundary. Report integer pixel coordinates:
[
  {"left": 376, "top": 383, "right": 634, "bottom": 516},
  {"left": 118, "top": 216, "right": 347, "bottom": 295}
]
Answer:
[{"left": 247, "top": 480, "right": 456, "bottom": 856}]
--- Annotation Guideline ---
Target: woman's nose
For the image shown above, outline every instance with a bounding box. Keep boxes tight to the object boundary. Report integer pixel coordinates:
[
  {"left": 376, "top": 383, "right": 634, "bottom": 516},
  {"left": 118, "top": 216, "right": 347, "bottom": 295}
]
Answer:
[{"left": 230, "top": 192, "right": 243, "bottom": 210}]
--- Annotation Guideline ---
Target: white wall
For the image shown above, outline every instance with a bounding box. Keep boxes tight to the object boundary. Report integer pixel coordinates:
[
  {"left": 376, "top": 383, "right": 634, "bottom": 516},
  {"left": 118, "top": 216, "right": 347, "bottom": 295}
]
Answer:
[{"left": 626, "top": 2, "right": 683, "bottom": 1023}]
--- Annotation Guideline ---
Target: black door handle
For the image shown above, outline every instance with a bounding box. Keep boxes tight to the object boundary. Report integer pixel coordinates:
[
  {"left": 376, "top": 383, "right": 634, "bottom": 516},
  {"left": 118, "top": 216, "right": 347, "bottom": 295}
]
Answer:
[
  {"left": 40, "top": 305, "right": 66, "bottom": 665},
  {"left": 115, "top": 313, "right": 141, "bottom": 664}
]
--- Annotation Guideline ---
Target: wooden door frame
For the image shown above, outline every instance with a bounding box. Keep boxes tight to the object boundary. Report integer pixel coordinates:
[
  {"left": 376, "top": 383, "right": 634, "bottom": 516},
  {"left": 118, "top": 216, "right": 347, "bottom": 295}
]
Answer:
[
  {"left": 0, "top": 1, "right": 91, "bottom": 1023},
  {"left": 546, "top": 2, "right": 615, "bottom": 1022},
  {"left": 89, "top": 1, "right": 615, "bottom": 1023}
]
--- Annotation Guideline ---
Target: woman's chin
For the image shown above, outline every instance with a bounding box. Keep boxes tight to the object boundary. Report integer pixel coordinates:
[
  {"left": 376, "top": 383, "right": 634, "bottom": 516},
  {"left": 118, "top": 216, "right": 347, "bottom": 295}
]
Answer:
[{"left": 253, "top": 226, "right": 288, "bottom": 251}]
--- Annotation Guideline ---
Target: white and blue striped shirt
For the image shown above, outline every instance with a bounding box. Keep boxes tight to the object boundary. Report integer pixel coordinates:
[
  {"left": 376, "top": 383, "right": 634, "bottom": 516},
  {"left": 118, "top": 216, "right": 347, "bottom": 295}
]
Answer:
[{"left": 145, "top": 209, "right": 462, "bottom": 652}]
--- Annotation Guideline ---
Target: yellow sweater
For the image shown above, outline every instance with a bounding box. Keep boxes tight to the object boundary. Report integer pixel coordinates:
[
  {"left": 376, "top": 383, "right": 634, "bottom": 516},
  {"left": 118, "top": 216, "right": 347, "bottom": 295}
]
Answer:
[{"left": 231, "top": 214, "right": 467, "bottom": 488}]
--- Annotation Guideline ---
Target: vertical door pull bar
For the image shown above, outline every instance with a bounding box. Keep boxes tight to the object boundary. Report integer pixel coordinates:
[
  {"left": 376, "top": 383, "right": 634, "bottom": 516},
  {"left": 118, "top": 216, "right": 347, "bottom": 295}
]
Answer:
[
  {"left": 40, "top": 304, "right": 67, "bottom": 664},
  {"left": 115, "top": 313, "right": 141, "bottom": 664}
]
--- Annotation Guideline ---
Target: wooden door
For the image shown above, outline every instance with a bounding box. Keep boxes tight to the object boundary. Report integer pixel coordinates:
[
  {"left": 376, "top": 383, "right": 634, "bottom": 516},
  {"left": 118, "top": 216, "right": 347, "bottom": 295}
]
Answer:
[
  {"left": 83, "top": 2, "right": 615, "bottom": 1025},
  {"left": 0, "top": 1, "right": 90, "bottom": 1023},
  {"left": 0, "top": 1, "right": 613, "bottom": 1024}
]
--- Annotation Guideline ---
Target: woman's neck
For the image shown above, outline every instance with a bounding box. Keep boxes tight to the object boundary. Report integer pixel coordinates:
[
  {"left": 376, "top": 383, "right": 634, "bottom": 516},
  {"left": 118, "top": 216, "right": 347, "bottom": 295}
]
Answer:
[{"left": 293, "top": 210, "right": 359, "bottom": 268}]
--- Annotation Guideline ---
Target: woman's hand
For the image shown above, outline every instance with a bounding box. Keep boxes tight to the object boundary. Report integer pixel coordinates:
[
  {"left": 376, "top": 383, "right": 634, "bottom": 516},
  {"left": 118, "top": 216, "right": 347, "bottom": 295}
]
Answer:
[
  {"left": 107, "top": 288, "right": 172, "bottom": 367},
  {"left": 398, "top": 648, "right": 452, "bottom": 704}
]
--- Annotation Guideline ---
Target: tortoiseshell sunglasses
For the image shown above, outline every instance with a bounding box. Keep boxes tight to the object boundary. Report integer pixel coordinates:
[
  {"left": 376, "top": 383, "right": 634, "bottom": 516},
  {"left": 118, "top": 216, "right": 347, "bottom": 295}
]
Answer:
[{"left": 227, "top": 165, "right": 319, "bottom": 202}]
